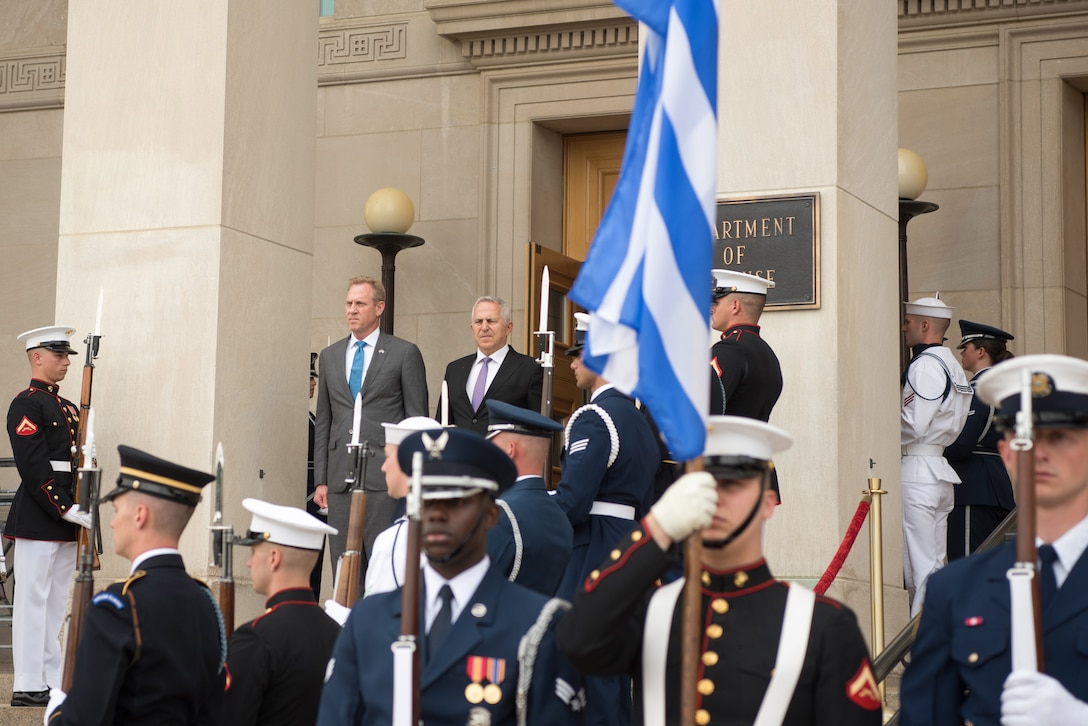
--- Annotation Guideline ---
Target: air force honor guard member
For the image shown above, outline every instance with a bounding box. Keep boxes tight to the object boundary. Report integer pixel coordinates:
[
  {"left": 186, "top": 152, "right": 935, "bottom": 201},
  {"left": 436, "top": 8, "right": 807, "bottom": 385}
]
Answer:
[
  {"left": 5, "top": 325, "right": 92, "bottom": 707},
  {"left": 318, "top": 427, "right": 585, "bottom": 726},
  {"left": 557, "top": 417, "right": 882, "bottom": 726},
  {"left": 46, "top": 445, "right": 226, "bottom": 725},
  {"left": 485, "top": 399, "right": 573, "bottom": 596},
  {"left": 944, "top": 320, "right": 1016, "bottom": 559},
  {"left": 901, "top": 355, "right": 1088, "bottom": 726},
  {"left": 900, "top": 296, "right": 972, "bottom": 616},
  {"left": 224, "top": 498, "right": 341, "bottom": 726}
]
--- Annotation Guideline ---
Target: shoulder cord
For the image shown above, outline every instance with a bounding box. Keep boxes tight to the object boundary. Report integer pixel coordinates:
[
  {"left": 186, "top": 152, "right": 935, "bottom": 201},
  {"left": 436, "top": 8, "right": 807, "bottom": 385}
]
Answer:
[
  {"left": 516, "top": 597, "right": 572, "bottom": 726},
  {"left": 564, "top": 404, "right": 620, "bottom": 468},
  {"left": 496, "top": 499, "right": 523, "bottom": 582},
  {"left": 197, "top": 583, "right": 229, "bottom": 673}
]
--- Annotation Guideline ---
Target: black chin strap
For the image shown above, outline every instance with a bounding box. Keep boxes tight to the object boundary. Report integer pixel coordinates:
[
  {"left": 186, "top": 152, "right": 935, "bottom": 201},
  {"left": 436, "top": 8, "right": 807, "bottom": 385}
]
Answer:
[
  {"left": 425, "top": 497, "right": 491, "bottom": 565},
  {"left": 701, "top": 470, "right": 768, "bottom": 550}
]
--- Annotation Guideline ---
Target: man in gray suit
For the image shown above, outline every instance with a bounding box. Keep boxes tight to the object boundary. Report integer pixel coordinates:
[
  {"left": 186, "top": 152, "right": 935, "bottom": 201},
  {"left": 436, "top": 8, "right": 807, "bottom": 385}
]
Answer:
[{"left": 313, "top": 276, "right": 428, "bottom": 575}]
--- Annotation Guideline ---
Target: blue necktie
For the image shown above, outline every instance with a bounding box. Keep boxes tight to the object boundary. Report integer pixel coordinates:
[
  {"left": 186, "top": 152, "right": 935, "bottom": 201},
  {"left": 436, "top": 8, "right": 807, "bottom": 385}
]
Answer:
[{"left": 349, "top": 340, "right": 366, "bottom": 399}]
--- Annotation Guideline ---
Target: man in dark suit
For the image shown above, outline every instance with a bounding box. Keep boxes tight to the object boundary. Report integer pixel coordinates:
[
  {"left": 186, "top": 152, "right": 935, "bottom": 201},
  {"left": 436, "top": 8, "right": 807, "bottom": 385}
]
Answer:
[
  {"left": 306, "top": 352, "right": 327, "bottom": 596},
  {"left": 313, "top": 276, "right": 429, "bottom": 570},
  {"left": 436, "top": 296, "right": 543, "bottom": 434},
  {"left": 485, "top": 400, "right": 573, "bottom": 596},
  {"left": 5, "top": 325, "right": 92, "bottom": 707},
  {"left": 46, "top": 445, "right": 225, "bottom": 725},
  {"left": 317, "top": 428, "right": 585, "bottom": 726},
  {"left": 901, "top": 354, "right": 1088, "bottom": 726},
  {"left": 225, "top": 498, "right": 341, "bottom": 726},
  {"left": 554, "top": 313, "right": 658, "bottom": 726}
]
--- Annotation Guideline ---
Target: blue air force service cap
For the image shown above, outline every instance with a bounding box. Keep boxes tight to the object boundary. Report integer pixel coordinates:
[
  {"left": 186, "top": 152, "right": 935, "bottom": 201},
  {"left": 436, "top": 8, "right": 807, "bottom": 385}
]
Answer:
[
  {"left": 712, "top": 269, "right": 775, "bottom": 300},
  {"left": 565, "top": 312, "right": 591, "bottom": 356},
  {"left": 485, "top": 400, "right": 562, "bottom": 439},
  {"left": 237, "top": 498, "right": 337, "bottom": 550},
  {"left": 704, "top": 416, "right": 793, "bottom": 478},
  {"left": 956, "top": 320, "right": 1014, "bottom": 350},
  {"left": 102, "top": 445, "right": 215, "bottom": 506},
  {"left": 976, "top": 354, "right": 1088, "bottom": 430},
  {"left": 397, "top": 427, "right": 516, "bottom": 499},
  {"left": 18, "top": 325, "right": 79, "bottom": 355}
]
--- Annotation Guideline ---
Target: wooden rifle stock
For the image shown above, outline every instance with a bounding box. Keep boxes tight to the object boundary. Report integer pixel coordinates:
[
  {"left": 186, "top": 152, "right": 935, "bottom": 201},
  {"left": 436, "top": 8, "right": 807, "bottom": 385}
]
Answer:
[
  {"left": 1015, "top": 444, "right": 1044, "bottom": 668},
  {"left": 400, "top": 518, "right": 422, "bottom": 723},
  {"left": 334, "top": 488, "right": 367, "bottom": 607},
  {"left": 392, "top": 450, "right": 424, "bottom": 726},
  {"left": 220, "top": 577, "right": 235, "bottom": 640},
  {"left": 75, "top": 334, "right": 101, "bottom": 571},
  {"left": 62, "top": 465, "right": 100, "bottom": 691},
  {"left": 679, "top": 458, "right": 704, "bottom": 726}
]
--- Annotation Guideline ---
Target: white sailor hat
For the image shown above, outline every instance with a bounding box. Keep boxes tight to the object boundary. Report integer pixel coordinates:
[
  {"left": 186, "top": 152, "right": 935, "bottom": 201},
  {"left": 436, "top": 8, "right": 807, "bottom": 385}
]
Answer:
[
  {"left": 18, "top": 325, "right": 78, "bottom": 355},
  {"left": 381, "top": 416, "right": 443, "bottom": 447},
  {"left": 904, "top": 296, "right": 953, "bottom": 319},
  {"left": 566, "top": 312, "right": 591, "bottom": 356},
  {"left": 712, "top": 269, "right": 775, "bottom": 299},
  {"left": 238, "top": 498, "right": 338, "bottom": 551},
  {"left": 704, "top": 416, "right": 793, "bottom": 477},
  {"left": 975, "top": 354, "right": 1088, "bottom": 430}
]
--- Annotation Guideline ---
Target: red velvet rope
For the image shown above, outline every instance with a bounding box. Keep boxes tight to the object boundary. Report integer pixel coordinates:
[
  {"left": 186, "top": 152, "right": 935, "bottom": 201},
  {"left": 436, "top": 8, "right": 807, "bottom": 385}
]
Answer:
[{"left": 813, "top": 499, "right": 871, "bottom": 595}]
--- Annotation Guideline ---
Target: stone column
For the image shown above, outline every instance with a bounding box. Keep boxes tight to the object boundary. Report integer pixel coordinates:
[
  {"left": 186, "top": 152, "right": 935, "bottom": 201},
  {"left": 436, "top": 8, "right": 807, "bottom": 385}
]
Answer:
[
  {"left": 719, "top": 2, "right": 908, "bottom": 635},
  {"left": 54, "top": 0, "right": 317, "bottom": 617}
]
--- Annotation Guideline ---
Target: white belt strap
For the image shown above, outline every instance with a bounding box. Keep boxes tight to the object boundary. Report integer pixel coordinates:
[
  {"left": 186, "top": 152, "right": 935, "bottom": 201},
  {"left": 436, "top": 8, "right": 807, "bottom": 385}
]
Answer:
[
  {"left": 50, "top": 460, "right": 72, "bottom": 473},
  {"left": 642, "top": 577, "right": 685, "bottom": 726},
  {"left": 753, "top": 583, "right": 815, "bottom": 726},
  {"left": 589, "top": 501, "right": 636, "bottom": 520},
  {"left": 901, "top": 444, "right": 944, "bottom": 457}
]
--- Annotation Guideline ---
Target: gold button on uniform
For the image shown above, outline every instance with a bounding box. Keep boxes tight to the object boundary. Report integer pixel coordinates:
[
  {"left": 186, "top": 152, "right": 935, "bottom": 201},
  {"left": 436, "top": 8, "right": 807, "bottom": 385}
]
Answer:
[
  {"left": 705, "top": 624, "right": 722, "bottom": 639},
  {"left": 701, "top": 572, "right": 711, "bottom": 586},
  {"left": 610, "top": 549, "right": 622, "bottom": 561},
  {"left": 631, "top": 530, "right": 642, "bottom": 542},
  {"left": 695, "top": 709, "right": 711, "bottom": 725},
  {"left": 697, "top": 678, "right": 715, "bottom": 696},
  {"left": 968, "top": 652, "right": 979, "bottom": 664},
  {"left": 734, "top": 571, "right": 749, "bottom": 587},
  {"left": 711, "top": 598, "right": 728, "bottom": 614},
  {"left": 702, "top": 651, "right": 719, "bottom": 667},
  {"left": 589, "top": 570, "right": 600, "bottom": 582}
]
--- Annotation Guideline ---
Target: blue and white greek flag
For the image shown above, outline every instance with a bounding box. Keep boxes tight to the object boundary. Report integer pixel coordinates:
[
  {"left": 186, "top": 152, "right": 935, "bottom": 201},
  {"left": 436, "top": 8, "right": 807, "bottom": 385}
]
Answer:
[{"left": 570, "top": 0, "right": 717, "bottom": 462}]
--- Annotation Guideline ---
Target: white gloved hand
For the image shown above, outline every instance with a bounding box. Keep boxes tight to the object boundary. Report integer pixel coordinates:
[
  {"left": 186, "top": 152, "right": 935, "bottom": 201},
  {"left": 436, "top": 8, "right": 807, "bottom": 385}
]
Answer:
[
  {"left": 650, "top": 471, "right": 718, "bottom": 542},
  {"left": 1001, "top": 670, "right": 1088, "bottom": 726},
  {"left": 44, "top": 687, "right": 66, "bottom": 724},
  {"left": 324, "top": 599, "right": 352, "bottom": 627},
  {"left": 62, "top": 504, "right": 93, "bottom": 530}
]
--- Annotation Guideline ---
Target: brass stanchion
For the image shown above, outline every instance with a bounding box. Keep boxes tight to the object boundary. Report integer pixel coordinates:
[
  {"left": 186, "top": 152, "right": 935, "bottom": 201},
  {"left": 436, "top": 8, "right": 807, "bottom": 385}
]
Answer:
[{"left": 867, "top": 477, "right": 887, "bottom": 708}]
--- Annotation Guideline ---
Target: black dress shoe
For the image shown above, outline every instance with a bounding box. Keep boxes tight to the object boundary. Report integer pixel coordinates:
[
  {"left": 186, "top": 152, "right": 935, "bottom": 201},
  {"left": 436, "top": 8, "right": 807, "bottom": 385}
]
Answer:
[{"left": 10, "top": 690, "right": 50, "bottom": 707}]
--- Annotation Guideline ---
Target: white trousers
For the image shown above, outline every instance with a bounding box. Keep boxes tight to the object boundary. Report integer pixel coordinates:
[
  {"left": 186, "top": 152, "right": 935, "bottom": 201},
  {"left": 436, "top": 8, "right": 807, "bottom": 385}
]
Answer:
[
  {"left": 12, "top": 538, "right": 76, "bottom": 692},
  {"left": 901, "top": 478, "right": 954, "bottom": 618}
]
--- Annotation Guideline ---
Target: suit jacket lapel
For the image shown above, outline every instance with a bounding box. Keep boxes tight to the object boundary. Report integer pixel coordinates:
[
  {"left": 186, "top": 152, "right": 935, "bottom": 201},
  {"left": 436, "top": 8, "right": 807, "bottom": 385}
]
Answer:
[
  {"left": 359, "top": 332, "right": 390, "bottom": 400},
  {"left": 330, "top": 337, "right": 352, "bottom": 403},
  {"left": 1045, "top": 546, "right": 1088, "bottom": 631},
  {"left": 485, "top": 348, "right": 520, "bottom": 399},
  {"left": 420, "top": 569, "right": 499, "bottom": 689}
]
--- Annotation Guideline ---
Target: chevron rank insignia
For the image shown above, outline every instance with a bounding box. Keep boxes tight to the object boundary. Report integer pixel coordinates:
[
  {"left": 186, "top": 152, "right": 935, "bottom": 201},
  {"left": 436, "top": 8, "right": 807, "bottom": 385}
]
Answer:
[{"left": 15, "top": 416, "right": 38, "bottom": 436}]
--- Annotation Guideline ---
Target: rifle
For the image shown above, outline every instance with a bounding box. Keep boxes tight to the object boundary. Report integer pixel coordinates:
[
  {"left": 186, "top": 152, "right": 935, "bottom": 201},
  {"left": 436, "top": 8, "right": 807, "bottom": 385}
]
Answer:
[
  {"left": 535, "top": 265, "right": 554, "bottom": 419},
  {"left": 62, "top": 408, "right": 101, "bottom": 691},
  {"left": 392, "top": 450, "right": 423, "bottom": 726},
  {"left": 1008, "top": 368, "right": 1044, "bottom": 671},
  {"left": 209, "top": 443, "right": 235, "bottom": 639},
  {"left": 679, "top": 458, "right": 705, "bottom": 726},
  {"left": 75, "top": 295, "right": 104, "bottom": 570},
  {"left": 333, "top": 439, "right": 372, "bottom": 608}
]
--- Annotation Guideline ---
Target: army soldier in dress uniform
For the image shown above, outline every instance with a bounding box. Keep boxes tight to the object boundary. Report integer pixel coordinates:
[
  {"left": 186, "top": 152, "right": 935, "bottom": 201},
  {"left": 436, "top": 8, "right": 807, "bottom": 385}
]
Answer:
[
  {"left": 485, "top": 400, "right": 573, "bottom": 596},
  {"left": 901, "top": 355, "right": 1088, "bottom": 726},
  {"left": 318, "top": 427, "right": 585, "bottom": 726},
  {"left": 900, "top": 297, "right": 973, "bottom": 616},
  {"left": 944, "top": 320, "right": 1016, "bottom": 560},
  {"left": 45, "top": 445, "right": 226, "bottom": 725},
  {"left": 554, "top": 313, "right": 658, "bottom": 726},
  {"left": 558, "top": 416, "right": 883, "bottom": 726},
  {"left": 224, "top": 498, "right": 341, "bottom": 726},
  {"left": 708, "top": 270, "right": 784, "bottom": 502},
  {"left": 5, "top": 325, "right": 92, "bottom": 707}
]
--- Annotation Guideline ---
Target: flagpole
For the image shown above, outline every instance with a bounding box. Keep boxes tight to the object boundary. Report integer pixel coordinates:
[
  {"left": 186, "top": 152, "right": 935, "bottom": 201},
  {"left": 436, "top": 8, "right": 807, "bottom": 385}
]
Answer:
[{"left": 680, "top": 457, "right": 705, "bottom": 725}]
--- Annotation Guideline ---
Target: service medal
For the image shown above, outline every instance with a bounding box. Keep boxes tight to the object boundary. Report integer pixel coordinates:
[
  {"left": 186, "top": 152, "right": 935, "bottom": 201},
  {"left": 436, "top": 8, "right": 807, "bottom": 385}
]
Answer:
[
  {"left": 465, "top": 682, "right": 485, "bottom": 704},
  {"left": 483, "top": 683, "right": 502, "bottom": 704}
]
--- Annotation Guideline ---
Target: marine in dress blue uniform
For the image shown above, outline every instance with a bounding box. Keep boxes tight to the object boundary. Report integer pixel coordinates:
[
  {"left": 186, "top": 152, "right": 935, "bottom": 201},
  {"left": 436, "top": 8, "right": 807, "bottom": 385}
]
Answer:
[
  {"left": 6, "top": 325, "right": 90, "bottom": 706},
  {"left": 944, "top": 320, "right": 1016, "bottom": 560},
  {"left": 485, "top": 400, "right": 573, "bottom": 596},
  {"left": 553, "top": 314, "right": 658, "bottom": 726},
  {"left": 557, "top": 417, "right": 882, "bottom": 726},
  {"left": 708, "top": 270, "right": 784, "bottom": 501},
  {"left": 225, "top": 498, "right": 341, "bottom": 726},
  {"left": 901, "top": 355, "right": 1088, "bottom": 726},
  {"left": 47, "top": 445, "right": 226, "bottom": 726},
  {"left": 318, "top": 428, "right": 585, "bottom": 726}
]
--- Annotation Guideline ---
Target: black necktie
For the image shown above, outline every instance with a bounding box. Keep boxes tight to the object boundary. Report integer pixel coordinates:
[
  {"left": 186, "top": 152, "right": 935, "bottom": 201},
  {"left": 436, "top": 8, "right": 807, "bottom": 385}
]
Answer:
[
  {"left": 428, "top": 585, "right": 454, "bottom": 656},
  {"left": 1039, "top": 544, "right": 1059, "bottom": 608}
]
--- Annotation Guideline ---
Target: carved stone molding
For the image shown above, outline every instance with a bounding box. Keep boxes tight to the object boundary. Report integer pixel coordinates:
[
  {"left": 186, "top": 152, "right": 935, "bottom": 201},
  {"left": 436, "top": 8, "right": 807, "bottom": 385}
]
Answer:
[
  {"left": 461, "top": 21, "right": 637, "bottom": 66},
  {"left": 317, "top": 21, "right": 408, "bottom": 68},
  {"left": 0, "top": 48, "right": 65, "bottom": 111},
  {"left": 900, "top": 0, "right": 1088, "bottom": 28}
]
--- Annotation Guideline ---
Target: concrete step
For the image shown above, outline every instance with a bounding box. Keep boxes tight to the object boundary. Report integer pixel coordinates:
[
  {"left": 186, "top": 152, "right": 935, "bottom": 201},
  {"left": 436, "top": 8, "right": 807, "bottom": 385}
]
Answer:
[{"left": 0, "top": 674, "right": 46, "bottom": 725}]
